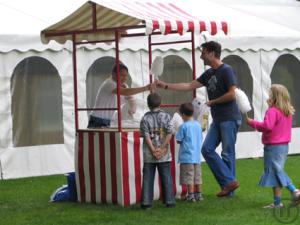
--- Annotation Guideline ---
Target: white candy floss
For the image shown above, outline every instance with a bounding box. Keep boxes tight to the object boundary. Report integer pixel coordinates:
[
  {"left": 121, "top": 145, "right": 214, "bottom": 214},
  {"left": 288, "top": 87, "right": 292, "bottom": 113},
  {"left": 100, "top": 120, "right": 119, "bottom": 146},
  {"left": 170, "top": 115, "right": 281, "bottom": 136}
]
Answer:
[
  {"left": 235, "top": 88, "right": 251, "bottom": 113},
  {"left": 150, "top": 56, "right": 164, "bottom": 79}
]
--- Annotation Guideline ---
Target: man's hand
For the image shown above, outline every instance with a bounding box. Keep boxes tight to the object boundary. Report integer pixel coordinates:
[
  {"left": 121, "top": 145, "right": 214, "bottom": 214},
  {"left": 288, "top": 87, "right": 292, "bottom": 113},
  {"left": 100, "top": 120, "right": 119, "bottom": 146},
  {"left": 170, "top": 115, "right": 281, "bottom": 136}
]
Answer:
[
  {"left": 205, "top": 100, "right": 214, "bottom": 107},
  {"left": 154, "top": 79, "right": 166, "bottom": 89},
  {"left": 150, "top": 82, "right": 156, "bottom": 92}
]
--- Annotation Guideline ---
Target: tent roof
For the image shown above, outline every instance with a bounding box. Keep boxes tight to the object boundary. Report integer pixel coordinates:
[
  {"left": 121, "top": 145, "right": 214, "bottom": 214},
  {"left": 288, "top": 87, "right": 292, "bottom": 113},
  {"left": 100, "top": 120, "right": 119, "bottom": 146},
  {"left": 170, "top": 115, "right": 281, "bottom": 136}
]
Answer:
[
  {"left": 219, "top": 4, "right": 300, "bottom": 33},
  {"left": 0, "top": 0, "right": 86, "bottom": 35},
  {"left": 1, "top": 0, "right": 300, "bottom": 52},
  {"left": 41, "top": 0, "right": 228, "bottom": 44}
]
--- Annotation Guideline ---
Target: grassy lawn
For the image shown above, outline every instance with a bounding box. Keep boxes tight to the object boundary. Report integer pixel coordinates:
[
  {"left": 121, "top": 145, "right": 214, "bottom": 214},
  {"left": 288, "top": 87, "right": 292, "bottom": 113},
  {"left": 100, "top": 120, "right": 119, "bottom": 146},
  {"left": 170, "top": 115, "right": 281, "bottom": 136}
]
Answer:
[{"left": 1, "top": 155, "right": 300, "bottom": 225}]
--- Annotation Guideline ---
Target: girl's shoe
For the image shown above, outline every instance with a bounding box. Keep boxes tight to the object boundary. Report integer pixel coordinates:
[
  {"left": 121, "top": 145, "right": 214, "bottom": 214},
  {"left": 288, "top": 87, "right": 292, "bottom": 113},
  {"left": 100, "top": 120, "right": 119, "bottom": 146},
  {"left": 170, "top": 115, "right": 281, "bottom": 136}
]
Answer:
[{"left": 262, "top": 203, "right": 284, "bottom": 209}]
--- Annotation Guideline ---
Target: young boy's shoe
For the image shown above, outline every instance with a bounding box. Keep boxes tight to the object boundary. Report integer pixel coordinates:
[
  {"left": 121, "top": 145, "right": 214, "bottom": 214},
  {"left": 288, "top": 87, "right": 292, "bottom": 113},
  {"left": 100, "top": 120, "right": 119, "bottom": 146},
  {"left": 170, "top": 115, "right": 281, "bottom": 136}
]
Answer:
[
  {"left": 186, "top": 193, "right": 196, "bottom": 202},
  {"left": 292, "top": 189, "right": 300, "bottom": 206},
  {"left": 195, "top": 192, "right": 204, "bottom": 201},
  {"left": 141, "top": 204, "right": 152, "bottom": 210},
  {"left": 166, "top": 203, "right": 176, "bottom": 208},
  {"left": 262, "top": 203, "right": 284, "bottom": 209}
]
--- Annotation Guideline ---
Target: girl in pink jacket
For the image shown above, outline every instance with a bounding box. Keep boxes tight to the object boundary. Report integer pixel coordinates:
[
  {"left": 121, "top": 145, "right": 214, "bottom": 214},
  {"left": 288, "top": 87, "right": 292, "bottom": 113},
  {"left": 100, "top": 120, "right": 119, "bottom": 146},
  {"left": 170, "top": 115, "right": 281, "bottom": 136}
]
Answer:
[{"left": 247, "top": 84, "right": 300, "bottom": 208}]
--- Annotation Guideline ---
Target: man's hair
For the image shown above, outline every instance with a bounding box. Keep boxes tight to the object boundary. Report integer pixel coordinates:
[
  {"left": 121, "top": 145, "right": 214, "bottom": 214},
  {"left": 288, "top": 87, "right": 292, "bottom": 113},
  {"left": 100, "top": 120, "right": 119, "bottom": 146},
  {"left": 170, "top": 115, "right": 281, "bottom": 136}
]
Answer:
[
  {"left": 201, "top": 41, "right": 222, "bottom": 59},
  {"left": 179, "top": 102, "right": 194, "bottom": 117},
  {"left": 147, "top": 93, "right": 161, "bottom": 109},
  {"left": 112, "top": 63, "right": 128, "bottom": 75}
]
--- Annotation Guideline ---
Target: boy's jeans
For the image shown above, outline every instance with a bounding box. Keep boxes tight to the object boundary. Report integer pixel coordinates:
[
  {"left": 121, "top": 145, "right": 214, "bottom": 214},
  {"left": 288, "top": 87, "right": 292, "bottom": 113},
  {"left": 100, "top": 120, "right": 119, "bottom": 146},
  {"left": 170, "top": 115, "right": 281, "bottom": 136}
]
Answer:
[
  {"left": 201, "top": 120, "right": 240, "bottom": 188},
  {"left": 141, "top": 162, "right": 175, "bottom": 206}
]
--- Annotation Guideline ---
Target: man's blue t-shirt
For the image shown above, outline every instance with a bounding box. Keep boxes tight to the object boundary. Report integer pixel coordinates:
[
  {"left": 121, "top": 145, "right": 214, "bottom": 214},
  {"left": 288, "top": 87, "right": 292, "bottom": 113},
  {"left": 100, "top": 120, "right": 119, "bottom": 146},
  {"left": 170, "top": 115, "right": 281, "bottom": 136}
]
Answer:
[
  {"left": 176, "top": 120, "right": 202, "bottom": 164},
  {"left": 197, "top": 64, "right": 241, "bottom": 122}
]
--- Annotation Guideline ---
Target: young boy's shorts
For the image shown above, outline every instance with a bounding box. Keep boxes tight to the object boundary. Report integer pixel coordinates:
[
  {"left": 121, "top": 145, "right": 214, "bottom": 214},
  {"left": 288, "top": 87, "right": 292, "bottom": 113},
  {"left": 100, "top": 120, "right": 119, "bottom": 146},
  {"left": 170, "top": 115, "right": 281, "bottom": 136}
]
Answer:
[{"left": 180, "top": 163, "right": 202, "bottom": 185}]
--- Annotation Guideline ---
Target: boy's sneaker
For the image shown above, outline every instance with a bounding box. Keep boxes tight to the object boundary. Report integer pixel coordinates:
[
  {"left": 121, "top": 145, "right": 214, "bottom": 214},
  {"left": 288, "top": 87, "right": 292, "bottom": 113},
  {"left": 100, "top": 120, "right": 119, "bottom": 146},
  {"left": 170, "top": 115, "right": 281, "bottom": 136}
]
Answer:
[
  {"left": 194, "top": 192, "right": 204, "bottom": 201},
  {"left": 292, "top": 189, "right": 300, "bottom": 206},
  {"left": 262, "top": 203, "right": 284, "bottom": 209},
  {"left": 186, "top": 193, "right": 196, "bottom": 202},
  {"left": 141, "top": 204, "right": 152, "bottom": 210},
  {"left": 166, "top": 203, "right": 176, "bottom": 208}
]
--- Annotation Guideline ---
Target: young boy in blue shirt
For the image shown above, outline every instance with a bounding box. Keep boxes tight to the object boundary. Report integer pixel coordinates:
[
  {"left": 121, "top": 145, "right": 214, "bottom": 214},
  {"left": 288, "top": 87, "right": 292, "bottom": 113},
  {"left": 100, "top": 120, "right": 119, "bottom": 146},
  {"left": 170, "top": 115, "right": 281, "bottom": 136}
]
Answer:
[{"left": 176, "top": 102, "right": 203, "bottom": 202}]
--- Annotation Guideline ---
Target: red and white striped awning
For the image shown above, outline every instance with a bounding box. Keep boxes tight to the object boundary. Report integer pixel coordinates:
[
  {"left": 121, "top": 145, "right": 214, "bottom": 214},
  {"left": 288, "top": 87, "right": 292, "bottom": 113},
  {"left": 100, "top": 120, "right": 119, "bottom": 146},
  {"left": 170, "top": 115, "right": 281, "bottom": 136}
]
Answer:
[{"left": 41, "top": 0, "right": 228, "bottom": 44}]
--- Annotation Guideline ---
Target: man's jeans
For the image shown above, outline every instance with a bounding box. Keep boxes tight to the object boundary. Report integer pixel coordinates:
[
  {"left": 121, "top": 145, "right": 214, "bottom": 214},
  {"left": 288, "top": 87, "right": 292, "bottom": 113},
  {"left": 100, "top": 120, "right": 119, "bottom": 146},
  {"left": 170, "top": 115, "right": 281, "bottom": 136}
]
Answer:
[
  {"left": 141, "top": 162, "right": 175, "bottom": 206},
  {"left": 201, "top": 120, "right": 240, "bottom": 188}
]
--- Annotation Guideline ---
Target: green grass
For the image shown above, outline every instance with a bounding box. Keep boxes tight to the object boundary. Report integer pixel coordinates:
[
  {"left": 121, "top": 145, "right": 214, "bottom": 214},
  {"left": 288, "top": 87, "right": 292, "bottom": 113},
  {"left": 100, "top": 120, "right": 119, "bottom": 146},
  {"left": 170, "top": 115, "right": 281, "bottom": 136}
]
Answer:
[{"left": 1, "top": 156, "right": 300, "bottom": 225}]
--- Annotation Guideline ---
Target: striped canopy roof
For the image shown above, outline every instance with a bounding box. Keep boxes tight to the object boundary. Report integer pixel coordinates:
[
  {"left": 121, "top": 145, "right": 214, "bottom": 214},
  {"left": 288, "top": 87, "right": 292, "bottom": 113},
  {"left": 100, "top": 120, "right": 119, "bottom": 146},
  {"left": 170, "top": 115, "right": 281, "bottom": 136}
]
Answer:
[{"left": 41, "top": 0, "right": 228, "bottom": 44}]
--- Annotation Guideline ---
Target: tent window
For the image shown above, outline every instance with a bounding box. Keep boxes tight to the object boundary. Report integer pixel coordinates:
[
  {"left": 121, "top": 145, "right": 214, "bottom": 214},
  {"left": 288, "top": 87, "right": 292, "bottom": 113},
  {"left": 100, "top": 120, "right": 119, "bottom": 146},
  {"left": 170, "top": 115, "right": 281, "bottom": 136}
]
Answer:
[
  {"left": 86, "top": 57, "right": 132, "bottom": 110},
  {"left": 223, "top": 55, "right": 254, "bottom": 132},
  {"left": 271, "top": 54, "right": 300, "bottom": 127},
  {"left": 11, "top": 56, "right": 64, "bottom": 147},
  {"left": 156, "top": 55, "right": 193, "bottom": 116}
]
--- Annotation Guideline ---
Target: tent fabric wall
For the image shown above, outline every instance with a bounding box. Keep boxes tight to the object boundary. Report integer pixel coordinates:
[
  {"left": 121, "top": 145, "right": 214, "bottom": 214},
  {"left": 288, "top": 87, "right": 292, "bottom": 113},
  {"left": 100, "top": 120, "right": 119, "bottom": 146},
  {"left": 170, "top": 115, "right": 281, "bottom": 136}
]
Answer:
[
  {"left": 0, "top": 48, "right": 75, "bottom": 179},
  {"left": 1, "top": 37, "right": 300, "bottom": 179},
  {"left": 222, "top": 49, "right": 300, "bottom": 159},
  {"left": 0, "top": 0, "right": 300, "bottom": 180}
]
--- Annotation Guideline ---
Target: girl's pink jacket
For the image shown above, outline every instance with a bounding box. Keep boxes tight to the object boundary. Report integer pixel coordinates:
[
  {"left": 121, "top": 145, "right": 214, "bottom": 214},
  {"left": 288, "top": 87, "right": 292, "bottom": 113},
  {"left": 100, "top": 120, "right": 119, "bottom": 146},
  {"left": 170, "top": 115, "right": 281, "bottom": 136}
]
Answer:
[{"left": 248, "top": 107, "right": 292, "bottom": 145}]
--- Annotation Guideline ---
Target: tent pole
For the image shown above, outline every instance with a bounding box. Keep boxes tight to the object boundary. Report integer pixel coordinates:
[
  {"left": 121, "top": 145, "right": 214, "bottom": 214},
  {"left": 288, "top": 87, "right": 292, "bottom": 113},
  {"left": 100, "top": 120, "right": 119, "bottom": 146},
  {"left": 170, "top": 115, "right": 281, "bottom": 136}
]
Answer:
[
  {"left": 91, "top": 2, "right": 97, "bottom": 30},
  {"left": 72, "top": 35, "right": 79, "bottom": 131},
  {"left": 191, "top": 31, "right": 196, "bottom": 98},
  {"left": 148, "top": 35, "right": 153, "bottom": 85},
  {"left": 115, "top": 30, "right": 122, "bottom": 132}
]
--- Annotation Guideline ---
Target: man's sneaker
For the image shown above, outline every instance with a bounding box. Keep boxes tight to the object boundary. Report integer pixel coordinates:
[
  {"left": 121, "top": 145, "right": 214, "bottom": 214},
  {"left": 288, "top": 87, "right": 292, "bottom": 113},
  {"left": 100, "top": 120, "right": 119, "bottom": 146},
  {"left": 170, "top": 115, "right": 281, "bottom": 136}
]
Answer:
[
  {"left": 195, "top": 192, "right": 204, "bottom": 201},
  {"left": 292, "top": 189, "right": 300, "bottom": 206},
  {"left": 263, "top": 203, "right": 284, "bottom": 209},
  {"left": 217, "top": 181, "right": 240, "bottom": 197}
]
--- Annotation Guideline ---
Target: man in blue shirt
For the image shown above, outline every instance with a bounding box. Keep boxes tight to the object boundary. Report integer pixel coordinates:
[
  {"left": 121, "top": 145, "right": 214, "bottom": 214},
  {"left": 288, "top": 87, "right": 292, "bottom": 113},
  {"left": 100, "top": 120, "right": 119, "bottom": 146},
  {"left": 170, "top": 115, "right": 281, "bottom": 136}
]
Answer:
[{"left": 156, "top": 41, "right": 241, "bottom": 197}]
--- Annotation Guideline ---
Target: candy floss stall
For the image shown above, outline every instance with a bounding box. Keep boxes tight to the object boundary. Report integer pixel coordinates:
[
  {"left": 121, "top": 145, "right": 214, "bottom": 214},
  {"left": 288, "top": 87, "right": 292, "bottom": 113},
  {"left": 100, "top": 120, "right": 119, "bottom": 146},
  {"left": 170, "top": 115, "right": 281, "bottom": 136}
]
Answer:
[{"left": 41, "top": 0, "right": 228, "bottom": 205}]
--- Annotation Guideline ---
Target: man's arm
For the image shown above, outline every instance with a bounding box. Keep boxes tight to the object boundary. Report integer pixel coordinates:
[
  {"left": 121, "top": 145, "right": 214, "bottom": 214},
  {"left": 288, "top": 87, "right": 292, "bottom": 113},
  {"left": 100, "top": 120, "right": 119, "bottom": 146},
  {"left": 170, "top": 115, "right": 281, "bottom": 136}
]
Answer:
[
  {"left": 156, "top": 79, "right": 202, "bottom": 91},
  {"left": 206, "top": 85, "right": 236, "bottom": 106},
  {"left": 112, "top": 83, "right": 154, "bottom": 96}
]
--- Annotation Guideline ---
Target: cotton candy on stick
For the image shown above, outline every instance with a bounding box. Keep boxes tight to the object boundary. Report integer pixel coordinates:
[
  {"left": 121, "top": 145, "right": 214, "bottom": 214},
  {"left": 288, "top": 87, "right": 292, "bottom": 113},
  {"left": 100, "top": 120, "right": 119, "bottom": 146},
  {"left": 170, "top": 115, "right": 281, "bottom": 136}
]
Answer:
[
  {"left": 235, "top": 88, "right": 251, "bottom": 114},
  {"left": 150, "top": 56, "right": 164, "bottom": 80}
]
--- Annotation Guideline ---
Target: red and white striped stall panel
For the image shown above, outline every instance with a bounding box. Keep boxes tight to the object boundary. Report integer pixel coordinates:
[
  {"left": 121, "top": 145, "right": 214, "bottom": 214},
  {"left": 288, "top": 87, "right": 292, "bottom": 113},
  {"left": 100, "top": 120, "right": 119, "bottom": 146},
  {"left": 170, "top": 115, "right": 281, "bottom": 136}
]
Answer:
[{"left": 75, "top": 130, "right": 187, "bottom": 206}]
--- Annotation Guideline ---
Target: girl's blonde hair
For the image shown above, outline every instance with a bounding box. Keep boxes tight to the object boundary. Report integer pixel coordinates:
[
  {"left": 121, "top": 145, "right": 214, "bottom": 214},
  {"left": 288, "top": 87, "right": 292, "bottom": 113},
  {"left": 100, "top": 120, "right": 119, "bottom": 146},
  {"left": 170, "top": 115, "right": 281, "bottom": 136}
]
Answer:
[{"left": 269, "top": 84, "right": 295, "bottom": 116}]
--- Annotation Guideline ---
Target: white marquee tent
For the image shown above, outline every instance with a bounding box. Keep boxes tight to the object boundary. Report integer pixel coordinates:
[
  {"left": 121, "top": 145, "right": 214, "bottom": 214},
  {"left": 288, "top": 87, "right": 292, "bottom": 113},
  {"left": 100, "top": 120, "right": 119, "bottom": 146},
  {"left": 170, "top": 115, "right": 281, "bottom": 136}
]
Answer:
[{"left": 1, "top": 0, "right": 300, "bottom": 179}]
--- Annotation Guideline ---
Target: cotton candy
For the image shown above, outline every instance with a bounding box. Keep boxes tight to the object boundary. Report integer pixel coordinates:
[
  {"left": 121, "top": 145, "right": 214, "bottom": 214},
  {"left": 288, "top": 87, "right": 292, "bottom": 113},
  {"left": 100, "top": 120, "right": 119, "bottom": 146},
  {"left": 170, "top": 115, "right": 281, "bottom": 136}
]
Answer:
[
  {"left": 235, "top": 88, "right": 251, "bottom": 113},
  {"left": 150, "top": 56, "right": 164, "bottom": 79}
]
